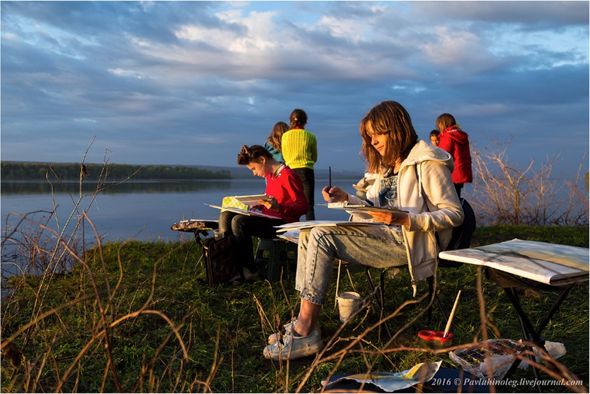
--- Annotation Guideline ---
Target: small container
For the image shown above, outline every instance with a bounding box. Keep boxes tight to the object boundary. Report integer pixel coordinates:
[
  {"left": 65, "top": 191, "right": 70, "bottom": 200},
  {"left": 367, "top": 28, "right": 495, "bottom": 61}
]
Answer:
[
  {"left": 417, "top": 330, "right": 454, "bottom": 345},
  {"left": 337, "top": 291, "right": 361, "bottom": 322}
]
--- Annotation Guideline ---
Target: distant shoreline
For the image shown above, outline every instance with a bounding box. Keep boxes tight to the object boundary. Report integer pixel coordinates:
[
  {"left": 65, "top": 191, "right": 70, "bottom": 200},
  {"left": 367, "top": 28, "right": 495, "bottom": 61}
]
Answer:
[{"left": 1, "top": 160, "right": 363, "bottom": 182}]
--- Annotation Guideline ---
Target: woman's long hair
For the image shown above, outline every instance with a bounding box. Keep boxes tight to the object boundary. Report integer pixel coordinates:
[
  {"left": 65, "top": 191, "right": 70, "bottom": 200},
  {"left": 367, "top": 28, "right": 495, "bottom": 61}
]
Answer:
[
  {"left": 359, "top": 101, "right": 418, "bottom": 173},
  {"left": 267, "top": 121, "right": 289, "bottom": 151}
]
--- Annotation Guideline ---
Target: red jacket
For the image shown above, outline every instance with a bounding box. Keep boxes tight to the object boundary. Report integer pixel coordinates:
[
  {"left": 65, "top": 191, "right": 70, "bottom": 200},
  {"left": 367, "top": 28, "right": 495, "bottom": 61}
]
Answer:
[
  {"left": 438, "top": 126, "right": 473, "bottom": 184},
  {"left": 262, "top": 166, "right": 308, "bottom": 222}
]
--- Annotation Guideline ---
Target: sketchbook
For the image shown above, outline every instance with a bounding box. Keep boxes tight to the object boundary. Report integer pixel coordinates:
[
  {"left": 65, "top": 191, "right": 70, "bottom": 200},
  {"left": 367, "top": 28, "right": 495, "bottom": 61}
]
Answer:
[
  {"left": 207, "top": 193, "right": 282, "bottom": 220},
  {"left": 207, "top": 204, "right": 282, "bottom": 220},
  {"left": 328, "top": 202, "right": 406, "bottom": 213},
  {"left": 274, "top": 220, "right": 383, "bottom": 233},
  {"left": 439, "top": 239, "right": 589, "bottom": 286},
  {"left": 327, "top": 202, "right": 407, "bottom": 221},
  {"left": 221, "top": 194, "right": 266, "bottom": 211},
  {"left": 276, "top": 229, "right": 301, "bottom": 244},
  {"left": 275, "top": 220, "right": 385, "bottom": 244}
]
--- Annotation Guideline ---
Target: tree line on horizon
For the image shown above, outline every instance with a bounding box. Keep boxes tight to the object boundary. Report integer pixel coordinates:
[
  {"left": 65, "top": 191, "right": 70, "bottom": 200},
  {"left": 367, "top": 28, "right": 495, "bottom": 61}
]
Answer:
[{"left": 1, "top": 161, "right": 231, "bottom": 182}]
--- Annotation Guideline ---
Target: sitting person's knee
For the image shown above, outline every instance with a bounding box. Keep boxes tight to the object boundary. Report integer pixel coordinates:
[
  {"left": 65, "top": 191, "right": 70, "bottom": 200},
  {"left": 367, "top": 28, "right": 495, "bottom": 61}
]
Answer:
[{"left": 231, "top": 215, "right": 248, "bottom": 234}]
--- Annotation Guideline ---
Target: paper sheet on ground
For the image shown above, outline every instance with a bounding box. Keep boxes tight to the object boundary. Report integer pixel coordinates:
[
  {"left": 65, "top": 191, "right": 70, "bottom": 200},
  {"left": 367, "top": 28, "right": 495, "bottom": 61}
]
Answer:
[{"left": 323, "top": 361, "right": 441, "bottom": 392}]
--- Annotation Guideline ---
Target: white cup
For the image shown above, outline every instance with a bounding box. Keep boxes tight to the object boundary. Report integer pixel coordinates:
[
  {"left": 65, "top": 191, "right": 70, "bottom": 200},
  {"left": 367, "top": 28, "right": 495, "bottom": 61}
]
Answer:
[{"left": 337, "top": 291, "right": 361, "bottom": 322}]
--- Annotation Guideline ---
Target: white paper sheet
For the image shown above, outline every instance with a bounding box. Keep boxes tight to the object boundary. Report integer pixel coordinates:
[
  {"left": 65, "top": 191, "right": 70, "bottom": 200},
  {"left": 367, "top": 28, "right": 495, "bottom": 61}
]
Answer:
[{"left": 439, "top": 239, "right": 589, "bottom": 285}]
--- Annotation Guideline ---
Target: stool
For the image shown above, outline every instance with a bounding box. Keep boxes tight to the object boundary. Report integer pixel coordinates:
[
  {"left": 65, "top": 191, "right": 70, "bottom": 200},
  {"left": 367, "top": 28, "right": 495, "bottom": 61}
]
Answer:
[{"left": 255, "top": 238, "right": 297, "bottom": 281}]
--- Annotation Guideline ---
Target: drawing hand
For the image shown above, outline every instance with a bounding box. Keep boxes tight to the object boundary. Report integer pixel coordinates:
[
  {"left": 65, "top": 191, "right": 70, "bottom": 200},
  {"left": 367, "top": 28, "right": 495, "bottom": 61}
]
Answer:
[{"left": 322, "top": 186, "right": 347, "bottom": 203}]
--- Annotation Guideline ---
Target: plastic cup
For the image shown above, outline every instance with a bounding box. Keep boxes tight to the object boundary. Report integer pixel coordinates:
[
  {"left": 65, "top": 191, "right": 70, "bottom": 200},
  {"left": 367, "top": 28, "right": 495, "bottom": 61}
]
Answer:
[{"left": 337, "top": 291, "right": 361, "bottom": 322}]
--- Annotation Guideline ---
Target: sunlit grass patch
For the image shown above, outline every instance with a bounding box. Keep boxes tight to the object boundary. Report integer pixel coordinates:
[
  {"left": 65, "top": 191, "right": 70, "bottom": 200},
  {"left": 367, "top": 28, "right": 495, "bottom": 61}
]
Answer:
[{"left": 1, "top": 226, "right": 588, "bottom": 392}]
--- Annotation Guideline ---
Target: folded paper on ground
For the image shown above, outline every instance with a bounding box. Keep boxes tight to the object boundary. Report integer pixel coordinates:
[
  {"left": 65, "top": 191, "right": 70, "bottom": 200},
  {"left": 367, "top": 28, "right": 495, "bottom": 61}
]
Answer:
[
  {"left": 439, "top": 239, "right": 589, "bottom": 285},
  {"left": 322, "top": 361, "right": 441, "bottom": 392}
]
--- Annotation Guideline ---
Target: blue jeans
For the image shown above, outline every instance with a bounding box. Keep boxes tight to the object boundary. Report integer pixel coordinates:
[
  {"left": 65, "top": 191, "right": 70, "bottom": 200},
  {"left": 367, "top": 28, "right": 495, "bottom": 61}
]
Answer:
[{"left": 295, "top": 224, "right": 407, "bottom": 305}]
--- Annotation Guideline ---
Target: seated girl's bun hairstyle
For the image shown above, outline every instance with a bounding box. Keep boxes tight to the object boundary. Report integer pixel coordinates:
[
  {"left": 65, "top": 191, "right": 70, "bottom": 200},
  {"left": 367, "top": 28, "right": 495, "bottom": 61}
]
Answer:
[{"left": 237, "top": 144, "right": 272, "bottom": 165}]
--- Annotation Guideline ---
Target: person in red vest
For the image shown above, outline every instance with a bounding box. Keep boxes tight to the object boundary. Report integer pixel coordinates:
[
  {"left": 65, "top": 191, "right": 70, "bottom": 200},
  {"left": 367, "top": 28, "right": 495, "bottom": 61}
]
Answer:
[{"left": 436, "top": 113, "right": 472, "bottom": 198}]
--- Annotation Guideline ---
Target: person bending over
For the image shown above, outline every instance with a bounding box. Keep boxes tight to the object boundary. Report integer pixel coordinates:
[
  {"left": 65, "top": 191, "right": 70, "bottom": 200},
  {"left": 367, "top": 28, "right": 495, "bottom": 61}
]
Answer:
[
  {"left": 263, "top": 100, "right": 463, "bottom": 360},
  {"left": 219, "top": 145, "right": 308, "bottom": 281}
]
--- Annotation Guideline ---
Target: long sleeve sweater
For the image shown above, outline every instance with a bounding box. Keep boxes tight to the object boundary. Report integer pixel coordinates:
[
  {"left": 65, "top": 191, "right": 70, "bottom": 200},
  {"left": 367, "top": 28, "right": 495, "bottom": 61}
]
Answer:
[
  {"left": 281, "top": 129, "right": 317, "bottom": 170},
  {"left": 261, "top": 166, "right": 308, "bottom": 222}
]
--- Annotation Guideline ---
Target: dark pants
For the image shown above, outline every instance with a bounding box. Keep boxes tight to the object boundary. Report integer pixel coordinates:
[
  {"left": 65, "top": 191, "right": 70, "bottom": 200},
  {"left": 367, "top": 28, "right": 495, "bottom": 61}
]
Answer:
[
  {"left": 293, "top": 167, "right": 315, "bottom": 220},
  {"left": 218, "top": 211, "right": 284, "bottom": 271},
  {"left": 454, "top": 183, "right": 464, "bottom": 198}
]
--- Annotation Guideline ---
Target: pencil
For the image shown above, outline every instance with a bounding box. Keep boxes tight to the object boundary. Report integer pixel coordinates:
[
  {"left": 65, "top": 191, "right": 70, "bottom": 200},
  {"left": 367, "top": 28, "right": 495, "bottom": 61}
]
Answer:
[{"left": 328, "top": 166, "right": 332, "bottom": 190}]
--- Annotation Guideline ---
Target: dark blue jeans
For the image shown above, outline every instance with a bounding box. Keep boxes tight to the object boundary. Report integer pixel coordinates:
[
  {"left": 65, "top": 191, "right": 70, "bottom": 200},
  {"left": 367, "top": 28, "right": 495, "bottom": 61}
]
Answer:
[
  {"left": 218, "top": 211, "right": 284, "bottom": 271},
  {"left": 293, "top": 167, "right": 315, "bottom": 220}
]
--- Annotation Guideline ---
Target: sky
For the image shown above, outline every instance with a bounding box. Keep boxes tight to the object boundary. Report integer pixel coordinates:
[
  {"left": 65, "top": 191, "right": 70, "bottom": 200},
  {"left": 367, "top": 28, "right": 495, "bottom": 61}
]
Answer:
[{"left": 1, "top": 1, "right": 588, "bottom": 177}]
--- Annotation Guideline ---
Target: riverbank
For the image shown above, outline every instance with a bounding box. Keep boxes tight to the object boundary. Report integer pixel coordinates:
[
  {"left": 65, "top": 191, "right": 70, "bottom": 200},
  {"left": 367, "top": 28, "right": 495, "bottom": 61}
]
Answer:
[{"left": 1, "top": 225, "right": 588, "bottom": 392}]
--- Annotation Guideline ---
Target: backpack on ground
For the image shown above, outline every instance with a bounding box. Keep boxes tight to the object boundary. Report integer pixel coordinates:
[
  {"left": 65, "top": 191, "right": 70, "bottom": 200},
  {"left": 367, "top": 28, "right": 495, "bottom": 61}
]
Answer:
[{"left": 201, "top": 233, "right": 240, "bottom": 285}]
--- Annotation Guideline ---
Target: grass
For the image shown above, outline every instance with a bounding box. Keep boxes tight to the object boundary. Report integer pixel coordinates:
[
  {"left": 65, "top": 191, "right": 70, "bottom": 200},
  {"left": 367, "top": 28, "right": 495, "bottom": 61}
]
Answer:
[{"left": 1, "top": 225, "right": 588, "bottom": 392}]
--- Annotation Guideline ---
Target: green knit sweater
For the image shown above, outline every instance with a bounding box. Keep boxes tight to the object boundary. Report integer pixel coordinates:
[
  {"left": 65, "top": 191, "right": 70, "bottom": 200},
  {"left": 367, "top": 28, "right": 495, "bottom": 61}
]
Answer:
[{"left": 281, "top": 129, "right": 317, "bottom": 169}]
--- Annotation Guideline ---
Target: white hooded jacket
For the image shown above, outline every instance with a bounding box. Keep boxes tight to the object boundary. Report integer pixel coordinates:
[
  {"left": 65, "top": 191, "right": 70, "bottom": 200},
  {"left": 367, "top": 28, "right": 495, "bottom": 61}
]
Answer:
[
  {"left": 398, "top": 140, "right": 464, "bottom": 293},
  {"left": 351, "top": 140, "right": 464, "bottom": 295}
]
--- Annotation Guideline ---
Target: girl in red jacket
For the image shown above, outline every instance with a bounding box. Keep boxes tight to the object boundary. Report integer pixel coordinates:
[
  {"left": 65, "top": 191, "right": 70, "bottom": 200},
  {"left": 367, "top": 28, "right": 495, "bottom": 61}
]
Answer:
[
  {"left": 218, "top": 145, "right": 308, "bottom": 281},
  {"left": 436, "top": 113, "right": 473, "bottom": 198}
]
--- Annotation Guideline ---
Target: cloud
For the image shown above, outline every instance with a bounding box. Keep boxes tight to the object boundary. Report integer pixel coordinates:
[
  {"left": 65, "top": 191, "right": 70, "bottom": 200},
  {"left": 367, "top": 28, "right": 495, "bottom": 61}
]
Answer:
[
  {"left": 410, "top": 1, "right": 589, "bottom": 26},
  {"left": 421, "top": 26, "right": 499, "bottom": 73},
  {"left": 1, "top": 1, "right": 587, "bottom": 176}
]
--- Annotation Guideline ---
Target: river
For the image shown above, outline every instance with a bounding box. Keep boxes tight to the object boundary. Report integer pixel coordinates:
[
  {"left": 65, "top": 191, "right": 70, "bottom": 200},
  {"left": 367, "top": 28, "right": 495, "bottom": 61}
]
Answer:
[
  {"left": 1, "top": 178, "right": 356, "bottom": 241},
  {"left": 1, "top": 178, "right": 357, "bottom": 277}
]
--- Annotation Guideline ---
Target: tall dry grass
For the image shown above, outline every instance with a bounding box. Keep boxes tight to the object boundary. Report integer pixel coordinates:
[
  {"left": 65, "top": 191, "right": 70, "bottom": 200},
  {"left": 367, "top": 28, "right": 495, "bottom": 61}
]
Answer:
[
  {"left": 470, "top": 146, "right": 588, "bottom": 226},
  {"left": 2, "top": 151, "right": 187, "bottom": 392}
]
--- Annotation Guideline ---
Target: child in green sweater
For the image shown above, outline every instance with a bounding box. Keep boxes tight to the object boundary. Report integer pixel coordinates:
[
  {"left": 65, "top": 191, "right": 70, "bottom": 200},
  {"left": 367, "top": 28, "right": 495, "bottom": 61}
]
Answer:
[{"left": 281, "top": 109, "right": 318, "bottom": 220}]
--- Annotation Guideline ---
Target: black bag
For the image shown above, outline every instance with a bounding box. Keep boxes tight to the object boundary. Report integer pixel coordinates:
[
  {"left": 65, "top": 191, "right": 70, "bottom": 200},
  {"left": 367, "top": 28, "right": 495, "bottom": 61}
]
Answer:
[
  {"left": 447, "top": 198, "right": 476, "bottom": 250},
  {"left": 201, "top": 234, "right": 239, "bottom": 285},
  {"left": 439, "top": 198, "right": 476, "bottom": 267},
  {"left": 414, "top": 165, "right": 477, "bottom": 265}
]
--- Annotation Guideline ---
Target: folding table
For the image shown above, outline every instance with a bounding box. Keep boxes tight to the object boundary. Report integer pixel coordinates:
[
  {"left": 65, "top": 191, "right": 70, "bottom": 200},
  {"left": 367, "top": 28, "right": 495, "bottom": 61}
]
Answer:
[{"left": 439, "top": 239, "right": 588, "bottom": 377}]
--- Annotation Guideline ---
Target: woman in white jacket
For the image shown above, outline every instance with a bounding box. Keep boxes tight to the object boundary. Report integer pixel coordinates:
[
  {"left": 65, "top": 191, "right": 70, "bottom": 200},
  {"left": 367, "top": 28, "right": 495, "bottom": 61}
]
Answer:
[{"left": 263, "top": 100, "right": 464, "bottom": 361}]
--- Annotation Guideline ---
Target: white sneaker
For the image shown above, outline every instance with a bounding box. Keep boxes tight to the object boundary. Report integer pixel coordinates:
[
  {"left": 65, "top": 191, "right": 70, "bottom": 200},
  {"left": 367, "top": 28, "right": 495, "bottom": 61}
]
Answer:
[
  {"left": 263, "top": 328, "right": 322, "bottom": 361},
  {"left": 267, "top": 319, "right": 320, "bottom": 345}
]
